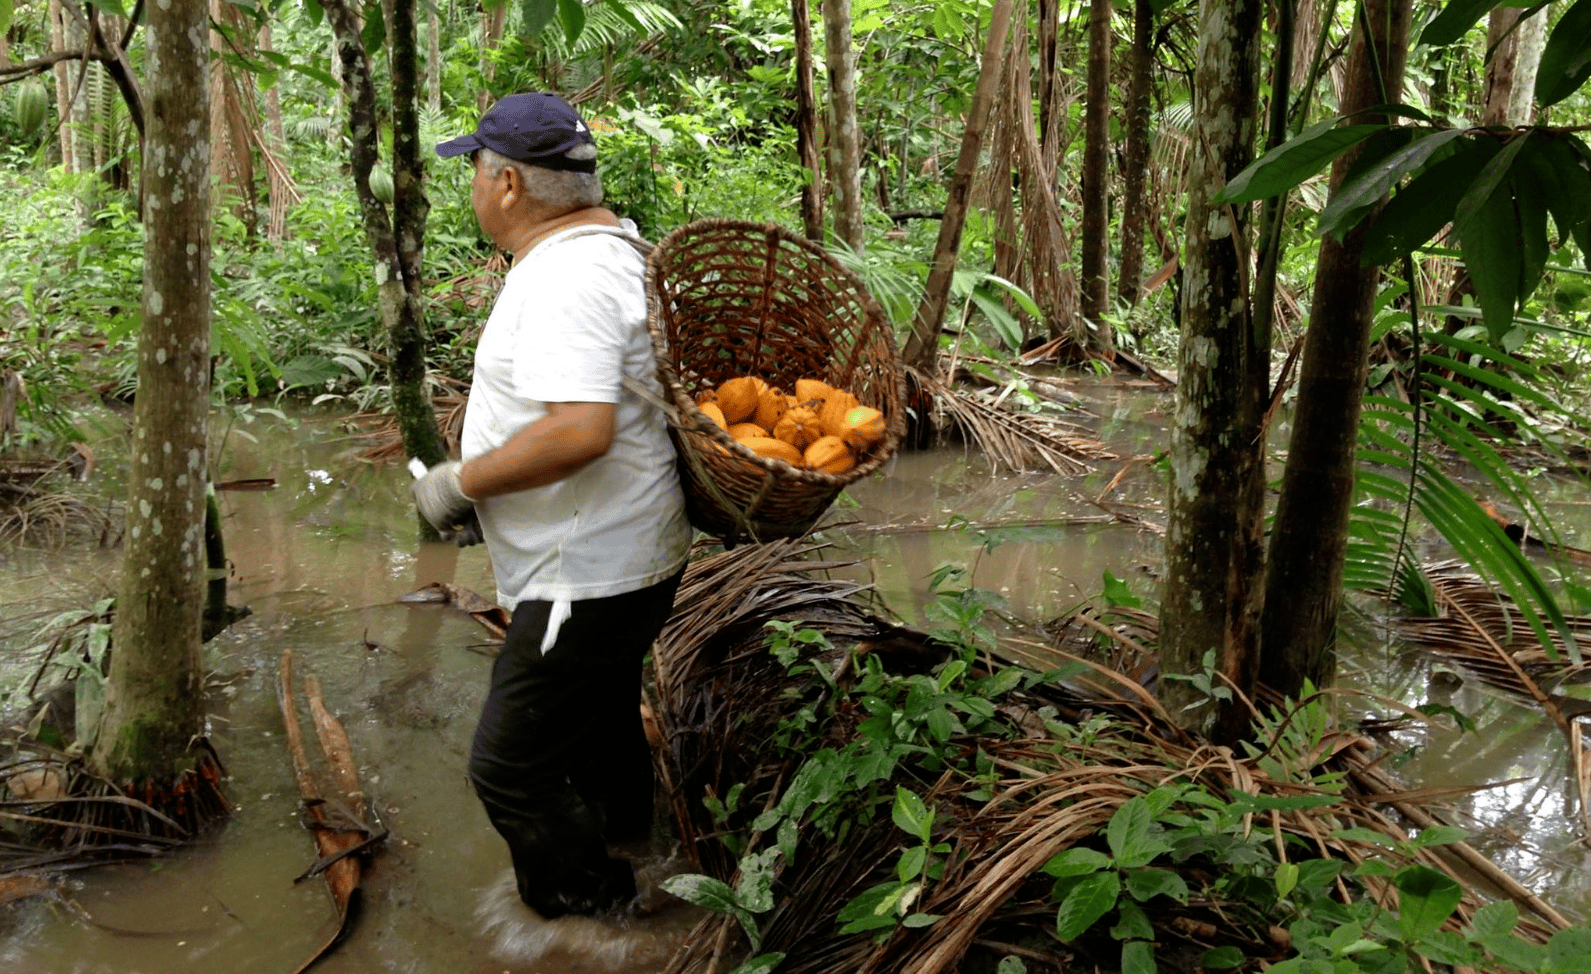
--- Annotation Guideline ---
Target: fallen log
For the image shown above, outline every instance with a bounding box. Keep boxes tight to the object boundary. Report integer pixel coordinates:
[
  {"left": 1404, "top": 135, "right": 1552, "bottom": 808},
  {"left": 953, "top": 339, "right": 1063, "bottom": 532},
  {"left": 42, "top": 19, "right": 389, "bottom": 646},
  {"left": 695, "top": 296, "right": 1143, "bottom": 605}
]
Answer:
[{"left": 277, "top": 649, "right": 385, "bottom": 974}]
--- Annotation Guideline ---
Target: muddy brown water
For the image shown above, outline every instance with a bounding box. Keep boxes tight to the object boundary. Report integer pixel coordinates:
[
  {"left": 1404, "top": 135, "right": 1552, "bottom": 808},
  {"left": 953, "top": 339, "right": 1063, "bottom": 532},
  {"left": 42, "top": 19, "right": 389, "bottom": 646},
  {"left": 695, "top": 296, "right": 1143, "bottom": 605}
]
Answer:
[{"left": 3, "top": 379, "right": 1591, "bottom": 971}]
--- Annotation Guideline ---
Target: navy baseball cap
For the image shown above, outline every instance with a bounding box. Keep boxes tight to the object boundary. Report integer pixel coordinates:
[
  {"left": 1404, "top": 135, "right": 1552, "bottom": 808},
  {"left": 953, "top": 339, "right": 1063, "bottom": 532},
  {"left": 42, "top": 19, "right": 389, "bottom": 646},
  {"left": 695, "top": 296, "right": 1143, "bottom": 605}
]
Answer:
[{"left": 435, "top": 93, "right": 597, "bottom": 173}]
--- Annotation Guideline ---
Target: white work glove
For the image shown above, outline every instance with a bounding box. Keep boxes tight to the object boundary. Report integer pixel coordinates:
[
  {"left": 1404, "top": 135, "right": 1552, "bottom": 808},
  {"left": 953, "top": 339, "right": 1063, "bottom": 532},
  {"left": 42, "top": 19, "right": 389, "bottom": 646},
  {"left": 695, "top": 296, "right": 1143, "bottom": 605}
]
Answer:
[{"left": 411, "top": 460, "right": 483, "bottom": 546}]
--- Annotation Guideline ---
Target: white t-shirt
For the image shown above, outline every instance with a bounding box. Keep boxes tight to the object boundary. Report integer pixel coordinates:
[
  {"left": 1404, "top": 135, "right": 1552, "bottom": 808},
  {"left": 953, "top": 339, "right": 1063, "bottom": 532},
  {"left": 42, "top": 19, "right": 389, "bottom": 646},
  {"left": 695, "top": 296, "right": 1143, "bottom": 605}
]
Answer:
[{"left": 461, "top": 223, "right": 691, "bottom": 610}]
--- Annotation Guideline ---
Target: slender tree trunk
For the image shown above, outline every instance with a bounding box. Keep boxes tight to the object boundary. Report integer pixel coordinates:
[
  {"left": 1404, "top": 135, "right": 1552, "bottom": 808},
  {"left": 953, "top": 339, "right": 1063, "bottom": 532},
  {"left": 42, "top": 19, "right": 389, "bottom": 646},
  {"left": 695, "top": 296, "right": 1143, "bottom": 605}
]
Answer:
[
  {"left": 1260, "top": 0, "right": 1412, "bottom": 698},
  {"left": 323, "top": 0, "right": 447, "bottom": 499},
  {"left": 49, "top": 0, "right": 80, "bottom": 175},
  {"left": 91, "top": 0, "right": 212, "bottom": 783},
  {"left": 1115, "top": 0, "right": 1153, "bottom": 308},
  {"left": 792, "top": 0, "right": 824, "bottom": 241},
  {"left": 1509, "top": 11, "right": 1545, "bottom": 125},
  {"left": 1080, "top": 0, "right": 1113, "bottom": 343},
  {"left": 821, "top": 0, "right": 864, "bottom": 250},
  {"left": 259, "top": 22, "right": 295, "bottom": 241},
  {"left": 479, "top": 3, "right": 505, "bottom": 113},
  {"left": 427, "top": 5, "right": 441, "bottom": 112},
  {"left": 1482, "top": 8, "right": 1522, "bottom": 127},
  {"left": 903, "top": 0, "right": 1015, "bottom": 370},
  {"left": 1157, "top": 0, "right": 1267, "bottom": 743}
]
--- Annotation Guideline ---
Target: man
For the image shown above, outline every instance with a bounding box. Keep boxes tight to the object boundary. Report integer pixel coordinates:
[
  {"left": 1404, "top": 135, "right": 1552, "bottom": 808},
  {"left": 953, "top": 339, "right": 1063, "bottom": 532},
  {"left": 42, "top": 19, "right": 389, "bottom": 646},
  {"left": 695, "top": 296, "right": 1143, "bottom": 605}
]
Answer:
[{"left": 414, "top": 92, "right": 692, "bottom": 919}]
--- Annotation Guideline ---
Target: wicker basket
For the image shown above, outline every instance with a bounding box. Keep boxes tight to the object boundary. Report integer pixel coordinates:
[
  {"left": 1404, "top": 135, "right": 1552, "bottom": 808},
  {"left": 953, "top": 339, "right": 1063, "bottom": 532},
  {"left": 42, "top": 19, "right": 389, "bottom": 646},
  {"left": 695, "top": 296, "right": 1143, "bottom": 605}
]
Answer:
[{"left": 644, "top": 219, "right": 906, "bottom": 545}]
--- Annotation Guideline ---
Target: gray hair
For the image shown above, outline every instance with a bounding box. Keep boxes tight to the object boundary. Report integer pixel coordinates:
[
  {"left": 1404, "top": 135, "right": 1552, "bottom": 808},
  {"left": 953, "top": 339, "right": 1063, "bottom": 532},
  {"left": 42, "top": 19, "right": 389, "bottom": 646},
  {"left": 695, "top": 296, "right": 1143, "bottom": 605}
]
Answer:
[{"left": 477, "top": 146, "right": 603, "bottom": 210}]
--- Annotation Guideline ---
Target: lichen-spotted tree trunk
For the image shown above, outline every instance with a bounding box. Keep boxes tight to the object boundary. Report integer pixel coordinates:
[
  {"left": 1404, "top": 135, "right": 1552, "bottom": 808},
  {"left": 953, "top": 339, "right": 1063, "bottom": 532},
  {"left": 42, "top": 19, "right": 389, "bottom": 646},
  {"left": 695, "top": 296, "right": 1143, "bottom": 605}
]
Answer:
[
  {"left": 1157, "top": 0, "right": 1267, "bottom": 743},
  {"left": 322, "top": 0, "right": 447, "bottom": 519},
  {"left": 1260, "top": 0, "right": 1412, "bottom": 698},
  {"left": 90, "top": 0, "right": 214, "bottom": 790},
  {"left": 821, "top": 0, "right": 864, "bottom": 250}
]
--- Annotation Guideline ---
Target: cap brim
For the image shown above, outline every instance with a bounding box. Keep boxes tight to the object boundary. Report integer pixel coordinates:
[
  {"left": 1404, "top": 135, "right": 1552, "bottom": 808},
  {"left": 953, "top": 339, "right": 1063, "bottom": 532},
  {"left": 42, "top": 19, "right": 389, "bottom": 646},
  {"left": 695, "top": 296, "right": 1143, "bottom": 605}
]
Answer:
[{"left": 435, "top": 134, "right": 483, "bottom": 158}]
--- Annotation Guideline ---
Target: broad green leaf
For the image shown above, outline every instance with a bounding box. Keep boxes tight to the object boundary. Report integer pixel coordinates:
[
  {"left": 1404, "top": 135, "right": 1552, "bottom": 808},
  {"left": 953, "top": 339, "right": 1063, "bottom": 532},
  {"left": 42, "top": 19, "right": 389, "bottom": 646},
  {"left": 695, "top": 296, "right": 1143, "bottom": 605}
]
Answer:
[
  {"left": 736, "top": 848, "right": 779, "bottom": 913},
  {"left": 1415, "top": 930, "right": 1477, "bottom": 965},
  {"left": 892, "top": 786, "right": 932, "bottom": 841},
  {"left": 1102, "top": 570, "right": 1143, "bottom": 608},
  {"left": 1536, "top": 0, "right": 1591, "bottom": 107},
  {"left": 1320, "top": 129, "right": 1468, "bottom": 240},
  {"left": 1107, "top": 797, "right": 1170, "bottom": 868},
  {"left": 1544, "top": 927, "right": 1591, "bottom": 972},
  {"left": 1420, "top": 0, "right": 1505, "bottom": 46},
  {"left": 360, "top": 0, "right": 386, "bottom": 51},
  {"left": 1515, "top": 155, "right": 1552, "bottom": 301},
  {"left": 1054, "top": 871, "right": 1120, "bottom": 941},
  {"left": 1295, "top": 858, "right": 1346, "bottom": 895},
  {"left": 661, "top": 873, "right": 739, "bottom": 913},
  {"left": 556, "top": 0, "right": 586, "bottom": 45},
  {"left": 1454, "top": 131, "right": 1533, "bottom": 230},
  {"left": 1334, "top": 826, "right": 1396, "bottom": 848},
  {"left": 0, "top": 0, "right": 13, "bottom": 38},
  {"left": 1275, "top": 861, "right": 1299, "bottom": 898},
  {"left": 521, "top": 0, "right": 556, "bottom": 37},
  {"left": 1121, "top": 939, "right": 1156, "bottom": 974},
  {"left": 968, "top": 288, "right": 1024, "bottom": 352},
  {"left": 1111, "top": 899, "right": 1154, "bottom": 941},
  {"left": 1042, "top": 847, "right": 1112, "bottom": 878},
  {"left": 1126, "top": 868, "right": 1189, "bottom": 903},
  {"left": 1455, "top": 177, "right": 1522, "bottom": 340},
  {"left": 1395, "top": 864, "right": 1463, "bottom": 942},
  {"left": 1467, "top": 900, "right": 1519, "bottom": 948},
  {"left": 902, "top": 912, "right": 941, "bottom": 928},
  {"left": 1202, "top": 946, "right": 1247, "bottom": 969},
  {"left": 1217, "top": 121, "right": 1385, "bottom": 205},
  {"left": 728, "top": 954, "right": 785, "bottom": 974},
  {"left": 897, "top": 845, "right": 927, "bottom": 882},
  {"left": 1362, "top": 138, "right": 1495, "bottom": 266},
  {"left": 1530, "top": 134, "right": 1591, "bottom": 265}
]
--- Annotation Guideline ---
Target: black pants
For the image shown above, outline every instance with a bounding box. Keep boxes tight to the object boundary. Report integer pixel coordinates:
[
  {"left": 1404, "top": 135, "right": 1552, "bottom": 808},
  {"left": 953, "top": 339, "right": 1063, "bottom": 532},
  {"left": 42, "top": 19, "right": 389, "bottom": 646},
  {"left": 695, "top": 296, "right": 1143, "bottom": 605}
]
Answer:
[{"left": 467, "top": 567, "right": 683, "bottom": 918}]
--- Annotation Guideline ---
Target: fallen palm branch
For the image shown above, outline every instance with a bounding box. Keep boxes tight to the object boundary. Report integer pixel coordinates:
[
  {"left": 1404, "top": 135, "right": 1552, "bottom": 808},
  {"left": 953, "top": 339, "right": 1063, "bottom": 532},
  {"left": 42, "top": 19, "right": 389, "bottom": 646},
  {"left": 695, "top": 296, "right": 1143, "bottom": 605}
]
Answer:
[
  {"left": 909, "top": 367, "right": 1116, "bottom": 475},
  {"left": 647, "top": 542, "right": 1569, "bottom": 974},
  {"left": 277, "top": 649, "right": 386, "bottom": 974},
  {"left": 343, "top": 373, "right": 471, "bottom": 465}
]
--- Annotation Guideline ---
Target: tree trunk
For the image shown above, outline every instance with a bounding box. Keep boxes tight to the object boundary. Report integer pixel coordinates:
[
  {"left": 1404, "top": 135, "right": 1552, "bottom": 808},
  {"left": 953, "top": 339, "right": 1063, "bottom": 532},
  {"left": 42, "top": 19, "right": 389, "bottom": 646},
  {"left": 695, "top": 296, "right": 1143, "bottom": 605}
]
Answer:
[
  {"left": 1080, "top": 0, "right": 1113, "bottom": 346},
  {"left": 903, "top": 0, "right": 1016, "bottom": 370},
  {"left": 821, "top": 0, "right": 864, "bottom": 250},
  {"left": 1260, "top": 0, "right": 1412, "bottom": 699},
  {"left": 209, "top": 0, "right": 259, "bottom": 236},
  {"left": 479, "top": 3, "right": 506, "bottom": 113},
  {"left": 1157, "top": 0, "right": 1267, "bottom": 743},
  {"left": 49, "top": 0, "right": 80, "bottom": 176},
  {"left": 91, "top": 0, "right": 212, "bottom": 784},
  {"left": 1483, "top": 7, "right": 1545, "bottom": 127},
  {"left": 322, "top": 0, "right": 447, "bottom": 500},
  {"left": 427, "top": 4, "right": 441, "bottom": 112},
  {"left": 259, "top": 22, "right": 296, "bottom": 241},
  {"left": 792, "top": 0, "right": 824, "bottom": 241},
  {"left": 1115, "top": 0, "right": 1153, "bottom": 308}
]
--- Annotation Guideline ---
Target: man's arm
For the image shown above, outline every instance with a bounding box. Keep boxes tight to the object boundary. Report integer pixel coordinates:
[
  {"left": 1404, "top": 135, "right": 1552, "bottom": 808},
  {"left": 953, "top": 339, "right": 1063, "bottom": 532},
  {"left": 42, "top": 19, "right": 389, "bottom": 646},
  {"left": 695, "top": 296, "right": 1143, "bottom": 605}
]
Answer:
[{"left": 457, "top": 400, "right": 616, "bottom": 499}]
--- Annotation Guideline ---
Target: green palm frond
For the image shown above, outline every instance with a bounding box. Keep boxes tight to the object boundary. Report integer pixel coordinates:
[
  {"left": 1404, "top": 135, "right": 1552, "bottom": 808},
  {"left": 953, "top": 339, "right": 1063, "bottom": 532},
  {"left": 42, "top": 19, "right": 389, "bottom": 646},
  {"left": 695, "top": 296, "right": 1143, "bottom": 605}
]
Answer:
[
  {"left": 1347, "top": 331, "right": 1590, "bottom": 664},
  {"left": 539, "top": 1, "right": 682, "bottom": 56}
]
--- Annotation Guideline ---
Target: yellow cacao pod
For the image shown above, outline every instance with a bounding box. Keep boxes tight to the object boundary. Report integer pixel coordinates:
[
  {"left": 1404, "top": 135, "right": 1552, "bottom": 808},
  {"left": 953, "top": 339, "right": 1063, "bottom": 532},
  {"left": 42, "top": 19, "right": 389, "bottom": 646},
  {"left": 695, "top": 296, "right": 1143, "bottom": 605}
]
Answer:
[
  {"left": 716, "top": 376, "right": 767, "bottom": 424},
  {"left": 819, "top": 390, "right": 862, "bottom": 438},
  {"left": 739, "top": 436, "right": 804, "bottom": 467},
  {"left": 773, "top": 406, "right": 823, "bottom": 451},
  {"left": 804, "top": 436, "right": 856, "bottom": 474},
  {"left": 727, "top": 422, "right": 768, "bottom": 441},
  {"left": 794, "top": 378, "right": 836, "bottom": 407},
  {"left": 840, "top": 406, "right": 887, "bottom": 451},
  {"left": 754, "top": 386, "right": 789, "bottom": 432},
  {"left": 700, "top": 402, "right": 728, "bottom": 430}
]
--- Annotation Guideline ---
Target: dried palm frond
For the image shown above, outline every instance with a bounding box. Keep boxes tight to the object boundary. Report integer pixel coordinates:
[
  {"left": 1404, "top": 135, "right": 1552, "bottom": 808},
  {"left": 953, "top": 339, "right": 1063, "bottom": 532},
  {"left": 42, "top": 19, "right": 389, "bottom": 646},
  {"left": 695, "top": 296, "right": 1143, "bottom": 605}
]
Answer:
[
  {"left": 912, "top": 367, "right": 1115, "bottom": 475},
  {"left": 649, "top": 542, "right": 1566, "bottom": 974},
  {"left": 344, "top": 374, "right": 472, "bottom": 464}
]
